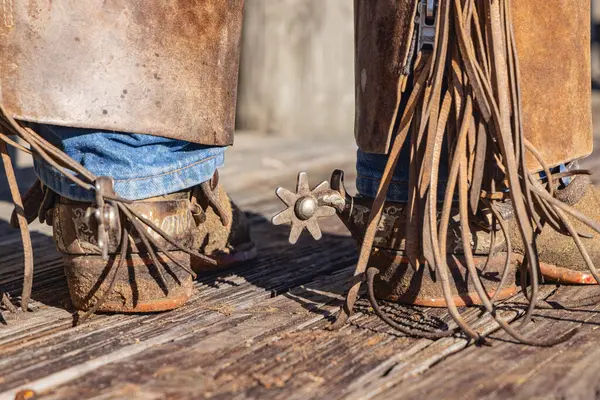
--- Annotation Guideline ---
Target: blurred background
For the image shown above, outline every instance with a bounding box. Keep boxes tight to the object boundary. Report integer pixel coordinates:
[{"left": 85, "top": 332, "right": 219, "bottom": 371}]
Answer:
[{"left": 1, "top": 0, "right": 600, "bottom": 197}]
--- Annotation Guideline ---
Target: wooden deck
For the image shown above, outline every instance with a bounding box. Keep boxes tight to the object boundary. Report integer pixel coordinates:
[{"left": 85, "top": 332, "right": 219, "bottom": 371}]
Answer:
[{"left": 1, "top": 126, "right": 600, "bottom": 400}]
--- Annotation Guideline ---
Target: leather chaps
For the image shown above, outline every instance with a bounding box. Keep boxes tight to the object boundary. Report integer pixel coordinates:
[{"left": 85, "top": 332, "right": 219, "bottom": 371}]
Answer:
[
  {"left": 0, "top": 0, "right": 244, "bottom": 146},
  {"left": 355, "top": 0, "right": 592, "bottom": 171}
]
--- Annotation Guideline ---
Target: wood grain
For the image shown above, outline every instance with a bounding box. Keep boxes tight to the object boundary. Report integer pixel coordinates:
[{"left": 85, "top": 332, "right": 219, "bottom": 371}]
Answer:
[{"left": 1, "top": 134, "right": 600, "bottom": 400}]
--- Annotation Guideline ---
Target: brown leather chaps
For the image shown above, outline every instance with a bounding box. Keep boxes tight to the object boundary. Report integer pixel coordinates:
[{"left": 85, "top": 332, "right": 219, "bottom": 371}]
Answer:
[
  {"left": 0, "top": 0, "right": 244, "bottom": 146},
  {"left": 355, "top": 0, "right": 592, "bottom": 171},
  {"left": 330, "top": 0, "right": 598, "bottom": 346}
]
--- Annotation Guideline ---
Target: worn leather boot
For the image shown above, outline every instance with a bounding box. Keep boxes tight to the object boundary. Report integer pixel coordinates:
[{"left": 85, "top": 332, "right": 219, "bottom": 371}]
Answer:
[
  {"left": 509, "top": 176, "right": 600, "bottom": 285},
  {"left": 273, "top": 171, "right": 520, "bottom": 308},
  {"left": 19, "top": 177, "right": 255, "bottom": 313},
  {"left": 340, "top": 196, "right": 519, "bottom": 308},
  {"left": 189, "top": 185, "right": 257, "bottom": 271}
]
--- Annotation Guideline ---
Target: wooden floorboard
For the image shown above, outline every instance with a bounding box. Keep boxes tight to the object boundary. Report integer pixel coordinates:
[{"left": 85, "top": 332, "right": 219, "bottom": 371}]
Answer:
[
  {"left": 36, "top": 274, "right": 551, "bottom": 400},
  {"left": 1, "top": 132, "right": 600, "bottom": 399},
  {"left": 379, "top": 285, "right": 600, "bottom": 400}
]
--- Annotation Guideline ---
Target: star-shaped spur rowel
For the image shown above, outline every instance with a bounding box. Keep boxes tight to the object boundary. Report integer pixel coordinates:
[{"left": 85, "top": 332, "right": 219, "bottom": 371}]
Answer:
[{"left": 272, "top": 172, "right": 337, "bottom": 244}]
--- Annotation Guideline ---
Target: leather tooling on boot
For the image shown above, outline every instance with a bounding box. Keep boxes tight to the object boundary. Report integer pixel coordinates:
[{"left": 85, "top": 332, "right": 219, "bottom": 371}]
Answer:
[{"left": 274, "top": 0, "right": 596, "bottom": 346}]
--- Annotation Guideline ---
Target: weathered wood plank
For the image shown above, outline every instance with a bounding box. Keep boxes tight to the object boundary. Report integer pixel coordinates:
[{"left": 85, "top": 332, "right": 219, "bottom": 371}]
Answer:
[
  {"left": 35, "top": 279, "right": 558, "bottom": 400},
  {"left": 375, "top": 285, "right": 600, "bottom": 400}
]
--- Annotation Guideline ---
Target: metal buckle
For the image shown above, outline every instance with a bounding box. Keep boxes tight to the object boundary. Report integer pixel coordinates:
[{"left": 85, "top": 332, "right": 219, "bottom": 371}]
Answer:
[
  {"left": 88, "top": 177, "right": 118, "bottom": 260},
  {"left": 417, "top": 0, "right": 437, "bottom": 51}
]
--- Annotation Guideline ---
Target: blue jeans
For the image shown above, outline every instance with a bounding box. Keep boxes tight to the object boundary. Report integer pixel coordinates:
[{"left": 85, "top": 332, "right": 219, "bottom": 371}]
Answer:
[
  {"left": 33, "top": 124, "right": 225, "bottom": 202},
  {"left": 357, "top": 145, "right": 573, "bottom": 203},
  {"left": 33, "top": 124, "right": 569, "bottom": 204},
  {"left": 32, "top": 123, "right": 423, "bottom": 203},
  {"left": 357, "top": 141, "right": 448, "bottom": 203}
]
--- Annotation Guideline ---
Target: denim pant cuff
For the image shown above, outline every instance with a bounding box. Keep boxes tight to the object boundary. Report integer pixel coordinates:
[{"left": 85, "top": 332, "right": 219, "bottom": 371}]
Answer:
[
  {"left": 356, "top": 149, "right": 449, "bottom": 203},
  {"left": 35, "top": 152, "right": 224, "bottom": 202},
  {"left": 31, "top": 124, "right": 226, "bottom": 202}
]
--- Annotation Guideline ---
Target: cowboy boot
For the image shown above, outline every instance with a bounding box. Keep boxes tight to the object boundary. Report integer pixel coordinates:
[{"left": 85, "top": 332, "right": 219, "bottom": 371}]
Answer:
[
  {"left": 274, "top": 171, "right": 519, "bottom": 308},
  {"left": 15, "top": 177, "right": 256, "bottom": 313}
]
